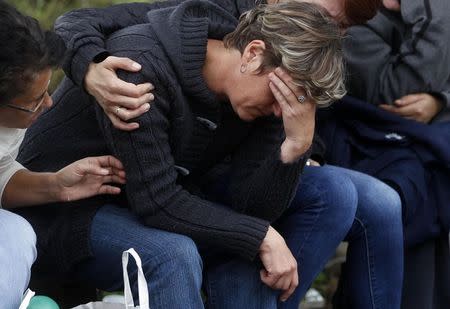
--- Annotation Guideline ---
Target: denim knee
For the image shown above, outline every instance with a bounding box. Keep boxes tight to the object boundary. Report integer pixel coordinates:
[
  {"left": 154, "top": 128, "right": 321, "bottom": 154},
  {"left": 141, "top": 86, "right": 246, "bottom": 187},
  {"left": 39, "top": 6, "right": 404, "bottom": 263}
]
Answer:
[
  {"left": 166, "top": 236, "right": 203, "bottom": 276},
  {"left": 359, "top": 180, "right": 402, "bottom": 227},
  {"left": 302, "top": 166, "right": 358, "bottom": 233},
  {"left": 142, "top": 234, "right": 203, "bottom": 286}
]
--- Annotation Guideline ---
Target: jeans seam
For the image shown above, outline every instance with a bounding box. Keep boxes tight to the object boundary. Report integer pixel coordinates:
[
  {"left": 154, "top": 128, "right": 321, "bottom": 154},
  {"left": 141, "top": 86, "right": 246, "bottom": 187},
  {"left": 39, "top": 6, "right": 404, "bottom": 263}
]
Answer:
[
  {"left": 293, "top": 197, "right": 325, "bottom": 262},
  {"left": 354, "top": 216, "right": 377, "bottom": 309}
]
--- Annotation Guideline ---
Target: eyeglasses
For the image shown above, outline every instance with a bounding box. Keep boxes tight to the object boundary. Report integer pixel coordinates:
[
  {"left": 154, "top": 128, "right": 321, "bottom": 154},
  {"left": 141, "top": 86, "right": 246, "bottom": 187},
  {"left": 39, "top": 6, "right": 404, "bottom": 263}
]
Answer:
[{"left": 5, "top": 93, "right": 47, "bottom": 113}]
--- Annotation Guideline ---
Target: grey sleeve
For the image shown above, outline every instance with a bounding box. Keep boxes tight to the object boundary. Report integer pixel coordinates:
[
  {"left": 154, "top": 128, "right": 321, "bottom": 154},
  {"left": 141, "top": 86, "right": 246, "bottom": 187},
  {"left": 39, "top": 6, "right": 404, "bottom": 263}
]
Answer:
[
  {"left": 433, "top": 90, "right": 450, "bottom": 122},
  {"left": 345, "top": 0, "right": 450, "bottom": 105},
  {"left": 439, "top": 91, "right": 450, "bottom": 110}
]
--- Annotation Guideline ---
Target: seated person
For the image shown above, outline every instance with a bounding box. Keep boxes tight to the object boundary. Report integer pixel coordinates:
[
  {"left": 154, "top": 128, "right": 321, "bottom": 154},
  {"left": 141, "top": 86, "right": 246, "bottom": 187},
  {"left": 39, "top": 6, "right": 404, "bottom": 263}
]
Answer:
[
  {"left": 54, "top": 0, "right": 405, "bottom": 308},
  {"left": 0, "top": 2, "right": 125, "bottom": 307},
  {"left": 53, "top": 0, "right": 382, "bottom": 125},
  {"left": 19, "top": 1, "right": 403, "bottom": 308},
  {"left": 321, "top": 0, "right": 450, "bottom": 307}
]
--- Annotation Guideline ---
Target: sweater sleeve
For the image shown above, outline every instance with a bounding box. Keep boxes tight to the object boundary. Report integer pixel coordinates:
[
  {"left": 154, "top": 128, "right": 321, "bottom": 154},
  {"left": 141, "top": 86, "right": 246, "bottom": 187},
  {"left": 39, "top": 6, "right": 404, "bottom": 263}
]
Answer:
[
  {"left": 95, "top": 54, "right": 269, "bottom": 261},
  {"left": 344, "top": 0, "right": 450, "bottom": 105},
  {"left": 229, "top": 116, "right": 306, "bottom": 222},
  {"left": 54, "top": 0, "right": 183, "bottom": 87},
  {"left": 54, "top": 0, "right": 244, "bottom": 88}
]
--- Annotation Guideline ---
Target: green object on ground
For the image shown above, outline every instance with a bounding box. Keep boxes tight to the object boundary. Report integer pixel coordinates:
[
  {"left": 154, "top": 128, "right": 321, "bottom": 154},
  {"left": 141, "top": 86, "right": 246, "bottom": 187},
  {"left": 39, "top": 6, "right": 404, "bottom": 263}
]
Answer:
[{"left": 27, "top": 295, "right": 60, "bottom": 309}]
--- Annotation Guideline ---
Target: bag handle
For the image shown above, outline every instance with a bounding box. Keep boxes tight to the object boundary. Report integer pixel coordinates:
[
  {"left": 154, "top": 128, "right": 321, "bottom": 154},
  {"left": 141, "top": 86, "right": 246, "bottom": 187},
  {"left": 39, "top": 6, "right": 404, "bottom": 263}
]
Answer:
[
  {"left": 18, "top": 289, "right": 35, "bottom": 309},
  {"left": 122, "top": 248, "right": 150, "bottom": 309}
]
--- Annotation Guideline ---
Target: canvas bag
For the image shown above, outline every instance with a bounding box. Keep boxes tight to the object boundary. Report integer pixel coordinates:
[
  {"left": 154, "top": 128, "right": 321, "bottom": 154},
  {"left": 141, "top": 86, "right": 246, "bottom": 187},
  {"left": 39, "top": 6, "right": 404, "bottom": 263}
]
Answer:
[{"left": 71, "top": 248, "right": 150, "bottom": 309}]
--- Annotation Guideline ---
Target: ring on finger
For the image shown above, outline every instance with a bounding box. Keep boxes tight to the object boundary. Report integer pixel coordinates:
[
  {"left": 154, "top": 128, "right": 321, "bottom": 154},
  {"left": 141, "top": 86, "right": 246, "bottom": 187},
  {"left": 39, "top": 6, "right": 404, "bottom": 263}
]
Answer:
[
  {"left": 297, "top": 95, "right": 306, "bottom": 104},
  {"left": 115, "top": 106, "right": 122, "bottom": 115}
]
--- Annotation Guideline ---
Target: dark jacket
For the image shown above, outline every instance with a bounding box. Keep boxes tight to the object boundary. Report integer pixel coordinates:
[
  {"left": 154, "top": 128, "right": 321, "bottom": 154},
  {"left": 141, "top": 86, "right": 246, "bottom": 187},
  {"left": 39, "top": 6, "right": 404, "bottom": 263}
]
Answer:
[
  {"left": 17, "top": 0, "right": 305, "bottom": 273},
  {"left": 344, "top": 0, "right": 450, "bottom": 122},
  {"left": 318, "top": 96, "right": 450, "bottom": 247}
]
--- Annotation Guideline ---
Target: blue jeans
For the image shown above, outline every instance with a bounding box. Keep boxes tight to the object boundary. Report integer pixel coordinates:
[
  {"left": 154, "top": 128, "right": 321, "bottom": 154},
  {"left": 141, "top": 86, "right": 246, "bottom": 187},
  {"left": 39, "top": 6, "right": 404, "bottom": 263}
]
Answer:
[
  {"left": 202, "top": 165, "right": 357, "bottom": 309},
  {"left": 0, "top": 209, "right": 37, "bottom": 309},
  {"left": 72, "top": 205, "right": 204, "bottom": 309},
  {"left": 203, "top": 165, "right": 403, "bottom": 309},
  {"left": 326, "top": 166, "right": 404, "bottom": 309}
]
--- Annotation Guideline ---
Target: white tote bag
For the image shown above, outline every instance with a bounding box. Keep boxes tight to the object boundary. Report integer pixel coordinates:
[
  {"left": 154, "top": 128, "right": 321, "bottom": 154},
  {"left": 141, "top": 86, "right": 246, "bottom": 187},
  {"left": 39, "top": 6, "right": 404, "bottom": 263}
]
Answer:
[{"left": 71, "top": 248, "right": 150, "bottom": 309}]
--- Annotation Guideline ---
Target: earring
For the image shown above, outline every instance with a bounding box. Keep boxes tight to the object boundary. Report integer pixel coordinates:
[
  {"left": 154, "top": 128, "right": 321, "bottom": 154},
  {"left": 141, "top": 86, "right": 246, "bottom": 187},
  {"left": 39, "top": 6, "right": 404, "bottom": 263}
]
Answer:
[{"left": 240, "top": 64, "right": 247, "bottom": 73}]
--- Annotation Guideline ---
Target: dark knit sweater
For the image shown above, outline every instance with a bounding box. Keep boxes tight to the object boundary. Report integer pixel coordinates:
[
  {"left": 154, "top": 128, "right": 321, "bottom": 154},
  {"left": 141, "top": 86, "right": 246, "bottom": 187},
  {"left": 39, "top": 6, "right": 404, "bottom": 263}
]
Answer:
[
  {"left": 17, "top": 0, "right": 305, "bottom": 273},
  {"left": 55, "top": 0, "right": 261, "bottom": 87}
]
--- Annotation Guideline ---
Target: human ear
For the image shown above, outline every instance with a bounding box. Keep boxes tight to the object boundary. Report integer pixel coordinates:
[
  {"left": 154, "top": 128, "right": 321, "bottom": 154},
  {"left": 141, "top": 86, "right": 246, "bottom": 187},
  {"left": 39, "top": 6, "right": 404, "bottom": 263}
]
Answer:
[{"left": 241, "top": 40, "right": 266, "bottom": 73}]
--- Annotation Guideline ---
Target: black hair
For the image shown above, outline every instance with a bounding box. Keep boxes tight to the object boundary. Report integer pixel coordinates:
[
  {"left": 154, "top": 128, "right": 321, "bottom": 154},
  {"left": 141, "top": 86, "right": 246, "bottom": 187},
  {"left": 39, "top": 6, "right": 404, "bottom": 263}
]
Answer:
[{"left": 0, "top": 0, "right": 66, "bottom": 103}]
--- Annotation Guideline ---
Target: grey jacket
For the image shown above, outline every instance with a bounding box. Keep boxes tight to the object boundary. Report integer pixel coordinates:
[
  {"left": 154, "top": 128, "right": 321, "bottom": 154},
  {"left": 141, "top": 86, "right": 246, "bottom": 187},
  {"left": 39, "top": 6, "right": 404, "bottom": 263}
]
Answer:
[{"left": 344, "top": 0, "right": 450, "bottom": 122}]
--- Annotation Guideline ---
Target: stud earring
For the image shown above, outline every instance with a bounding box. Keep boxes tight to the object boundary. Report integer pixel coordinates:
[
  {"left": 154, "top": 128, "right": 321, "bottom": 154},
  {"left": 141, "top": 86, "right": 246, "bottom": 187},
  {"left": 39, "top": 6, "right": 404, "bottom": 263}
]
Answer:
[{"left": 240, "top": 64, "right": 247, "bottom": 73}]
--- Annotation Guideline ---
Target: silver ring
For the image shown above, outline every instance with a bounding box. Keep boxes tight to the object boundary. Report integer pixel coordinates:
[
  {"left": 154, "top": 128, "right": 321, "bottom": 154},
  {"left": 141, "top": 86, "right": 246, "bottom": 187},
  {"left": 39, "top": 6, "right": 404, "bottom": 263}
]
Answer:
[
  {"left": 115, "top": 106, "right": 121, "bottom": 115},
  {"left": 297, "top": 95, "right": 306, "bottom": 104}
]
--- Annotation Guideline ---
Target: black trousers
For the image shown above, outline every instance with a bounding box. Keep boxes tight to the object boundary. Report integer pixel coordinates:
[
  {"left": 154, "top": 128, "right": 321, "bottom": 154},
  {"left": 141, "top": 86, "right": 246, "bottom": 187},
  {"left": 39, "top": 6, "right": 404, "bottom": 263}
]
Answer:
[{"left": 402, "top": 233, "right": 450, "bottom": 309}]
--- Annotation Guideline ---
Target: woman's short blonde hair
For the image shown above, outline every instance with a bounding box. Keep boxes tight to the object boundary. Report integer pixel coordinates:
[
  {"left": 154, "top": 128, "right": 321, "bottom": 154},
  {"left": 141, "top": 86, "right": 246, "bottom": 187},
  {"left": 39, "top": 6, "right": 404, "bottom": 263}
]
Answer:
[{"left": 224, "top": 1, "right": 346, "bottom": 106}]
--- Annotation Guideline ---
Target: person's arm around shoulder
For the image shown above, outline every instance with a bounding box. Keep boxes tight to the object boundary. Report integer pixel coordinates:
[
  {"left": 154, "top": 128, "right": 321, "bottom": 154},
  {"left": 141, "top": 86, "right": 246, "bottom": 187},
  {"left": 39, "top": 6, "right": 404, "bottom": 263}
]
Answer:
[
  {"left": 2, "top": 156, "right": 125, "bottom": 208},
  {"left": 59, "top": 0, "right": 253, "bottom": 131},
  {"left": 55, "top": 0, "right": 182, "bottom": 86},
  {"left": 55, "top": 1, "right": 184, "bottom": 131}
]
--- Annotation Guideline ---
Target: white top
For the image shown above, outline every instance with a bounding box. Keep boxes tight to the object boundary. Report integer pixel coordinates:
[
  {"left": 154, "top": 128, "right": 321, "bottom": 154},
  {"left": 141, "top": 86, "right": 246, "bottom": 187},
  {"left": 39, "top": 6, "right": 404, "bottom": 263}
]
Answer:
[{"left": 0, "top": 127, "right": 26, "bottom": 208}]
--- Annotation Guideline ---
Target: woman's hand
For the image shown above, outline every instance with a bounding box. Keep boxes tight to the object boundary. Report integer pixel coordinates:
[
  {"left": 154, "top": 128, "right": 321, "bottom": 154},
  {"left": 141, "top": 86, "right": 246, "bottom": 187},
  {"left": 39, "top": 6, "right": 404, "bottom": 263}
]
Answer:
[
  {"left": 259, "top": 226, "right": 298, "bottom": 302},
  {"left": 268, "top": 68, "right": 316, "bottom": 163},
  {"left": 85, "top": 56, "right": 154, "bottom": 131},
  {"left": 380, "top": 93, "right": 444, "bottom": 123},
  {"left": 53, "top": 155, "right": 126, "bottom": 202}
]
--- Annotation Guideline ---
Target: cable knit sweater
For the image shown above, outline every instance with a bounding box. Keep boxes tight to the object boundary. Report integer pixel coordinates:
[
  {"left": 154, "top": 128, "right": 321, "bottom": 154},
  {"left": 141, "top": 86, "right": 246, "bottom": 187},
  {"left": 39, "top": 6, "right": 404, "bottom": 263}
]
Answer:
[{"left": 17, "top": 0, "right": 305, "bottom": 273}]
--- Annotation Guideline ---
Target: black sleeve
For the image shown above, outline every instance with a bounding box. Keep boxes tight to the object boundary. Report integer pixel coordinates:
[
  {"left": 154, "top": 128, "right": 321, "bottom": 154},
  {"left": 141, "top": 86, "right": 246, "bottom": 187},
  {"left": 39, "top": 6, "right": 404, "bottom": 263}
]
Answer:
[
  {"left": 229, "top": 116, "right": 307, "bottom": 222},
  {"left": 54, "top": 0, "right": 245, "bottom": 87},
  {"left": 54, "top": 0, "right": 184, "bottom": 86},
  {"left": 95, "top": 52, "right": 269, "bottom": 261},
  {"left": 309, "top": 132, "right": 326, "bottom": 165}
]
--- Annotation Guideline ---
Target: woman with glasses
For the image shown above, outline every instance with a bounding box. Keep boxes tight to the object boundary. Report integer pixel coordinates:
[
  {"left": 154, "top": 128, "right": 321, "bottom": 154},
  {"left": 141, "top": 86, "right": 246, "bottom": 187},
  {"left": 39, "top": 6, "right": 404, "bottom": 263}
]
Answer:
[{"left": 0, "top": 2, "right": 126, "bottom": 307}]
